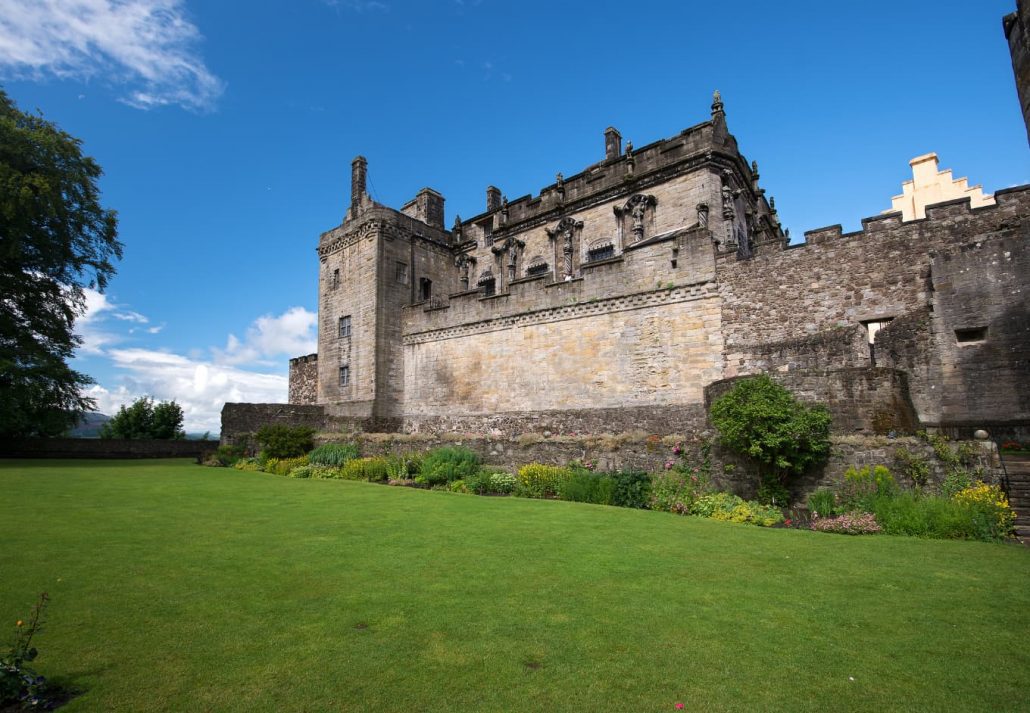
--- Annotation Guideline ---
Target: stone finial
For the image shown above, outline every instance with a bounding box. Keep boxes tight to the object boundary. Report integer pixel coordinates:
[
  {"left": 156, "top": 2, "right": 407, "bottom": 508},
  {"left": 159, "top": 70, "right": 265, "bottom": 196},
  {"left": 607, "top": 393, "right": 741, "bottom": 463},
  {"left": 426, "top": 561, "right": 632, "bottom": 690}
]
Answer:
[
  {"left": 350, "top": 155, "right": 368, "bottom": 211},
  {"left": 604, "top": 126, "right": 622, "bottom": 160},
  {"left": 452, "top": 214, "right": 463, "bottom": 241},
  {"left": 711, "top": 89, "right": 724, "bottom": 116},
  {"left": 500, "top": 197, "right": 509, "bottom": 224}
]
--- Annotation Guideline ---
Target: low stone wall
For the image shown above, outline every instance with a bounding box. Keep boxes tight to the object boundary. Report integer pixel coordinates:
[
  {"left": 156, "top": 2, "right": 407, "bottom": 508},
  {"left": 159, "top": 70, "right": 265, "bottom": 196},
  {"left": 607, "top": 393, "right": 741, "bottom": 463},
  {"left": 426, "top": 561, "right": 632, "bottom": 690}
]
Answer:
[
  {"left": 705, "top": 367, "right": 918, "bottom": 435},
  {"left": 316, "top": 431, "right": 1000, "bottom": 505},
  {"left": 401, "top": 404, "right": 708, "bottom": 438},
  {"left": 220, "top": 403, "right": 339, "bottom": 446},
  {"left": 0, "top": 438, "right": 219, "bottom": 460}
]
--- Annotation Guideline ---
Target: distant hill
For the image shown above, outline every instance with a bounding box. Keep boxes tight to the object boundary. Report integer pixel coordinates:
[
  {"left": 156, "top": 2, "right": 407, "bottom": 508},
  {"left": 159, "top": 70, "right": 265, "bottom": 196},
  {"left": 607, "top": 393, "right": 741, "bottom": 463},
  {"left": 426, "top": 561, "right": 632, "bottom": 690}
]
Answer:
[{"left": 66, "top": 412, "right": 111, "bottom": 438}]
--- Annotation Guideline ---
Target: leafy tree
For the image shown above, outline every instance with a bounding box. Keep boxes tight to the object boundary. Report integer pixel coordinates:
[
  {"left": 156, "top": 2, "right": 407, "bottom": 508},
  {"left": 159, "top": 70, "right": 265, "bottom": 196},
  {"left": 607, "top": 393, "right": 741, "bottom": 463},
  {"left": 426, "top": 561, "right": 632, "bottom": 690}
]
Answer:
[
  {"left": 709, "top": 375, "right": 832, "bottom": 490},
  {"left": 0, "top": 88, "right": 121, "bottom": 438},
  {"left": 254, "top": 424, "right": 315, "bottom": 459},
  {"left": 100, "top": 397, "right": 185, "bottom": 440}
]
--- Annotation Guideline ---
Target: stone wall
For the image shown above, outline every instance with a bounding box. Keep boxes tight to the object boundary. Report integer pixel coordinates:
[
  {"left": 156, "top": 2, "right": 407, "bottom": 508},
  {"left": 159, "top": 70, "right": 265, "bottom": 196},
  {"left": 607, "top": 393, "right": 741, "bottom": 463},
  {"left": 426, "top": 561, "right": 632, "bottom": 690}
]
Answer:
[
  {"left": 220, "top": 403, "right": 336, "bottom": 446},
  {"left": 1005, "top": 0, "right": 1030, "bottom": 144},
  {"left": 288, "top": 353, "right": 318, "bottom": 405},
  {"left": 704, "top": 367, "right": 918, "bottom": 436},
  {"left": 314, "top": 431, "right": 1001, "bottom": 505},
  {"left": 0, "top": 438, "right": 219, "bottom": 460}
]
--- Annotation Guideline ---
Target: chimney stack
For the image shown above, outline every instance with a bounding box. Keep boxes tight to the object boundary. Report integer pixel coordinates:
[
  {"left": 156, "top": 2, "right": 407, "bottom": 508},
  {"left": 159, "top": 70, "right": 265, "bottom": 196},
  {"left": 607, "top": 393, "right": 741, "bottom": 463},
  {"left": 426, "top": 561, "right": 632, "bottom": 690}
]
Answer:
[
  {"left": 351, "top": 155, "right": 367, "bottom": 211},
  {"left": 604, "top": 127, "right": 622, "bottom": 161},
  {"left": 486, "top": 185, "right": 502, "bottom": 212}
]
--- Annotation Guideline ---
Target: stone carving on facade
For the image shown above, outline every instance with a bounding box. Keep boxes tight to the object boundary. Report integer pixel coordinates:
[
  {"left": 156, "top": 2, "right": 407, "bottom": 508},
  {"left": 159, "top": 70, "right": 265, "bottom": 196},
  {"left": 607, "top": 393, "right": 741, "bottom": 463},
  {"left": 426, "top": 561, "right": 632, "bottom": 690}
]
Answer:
[
  {"left": 491, "top": 236, "right": 525, "bottom": 282},
  {"left": 455, "top": 252, "right": 477, "bottom": 290},
  {"left": 614, "top": 193, "right": 657, "bottom": 244},
  {"left": 625, "top": 141, "right": 635, "bottom": 176},
  {"left": 696, "top": 202, "right": 709, "bottom": 229},
  {"left": 546, "top": 217, "right": 583, "bottom": 280},
  {"left": 452, "top": 214, "right": 463, "bottom": 243},
  {"left": 555, "top": 173, "right": 565, "bottom": 206},
  {"left": 500, "top": 197, "right": 509, "bottom": 225}
]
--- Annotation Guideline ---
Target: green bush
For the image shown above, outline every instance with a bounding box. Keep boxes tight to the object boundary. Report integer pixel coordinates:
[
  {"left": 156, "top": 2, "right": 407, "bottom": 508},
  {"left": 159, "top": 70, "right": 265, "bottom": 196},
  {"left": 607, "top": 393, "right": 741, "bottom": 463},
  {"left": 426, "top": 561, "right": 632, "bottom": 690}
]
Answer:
[
  {"left": 308, "top": 443, "right": 360, "bottom": 466},
  {"left": 941, "top": 468, "right": 975, "bottom": 497},
  {"left": 264, "top": 456, "right": 309, "bottom": 476},
  {"left": 650, "top": 470, "right": 710, "bottom": 514},
  {"left": 807, "top": 488, "right": 838, "bottom": 518},
  {"left": 338, "top": 457, "right": 391, "bottom": 482},
  {"left": 755, "top": 476, "right": 790, "bottom": 507},
  {"left": 691, "top": 492, "right": 783, "bottom": 527},
  {"left": 709, "top": 375, "right": 831, "bottom": 486},
  {"left": 213, "top": 444, "right": 245, "bottom": 467},
  {"left": 870, "top": 492, "right": 992, "bottom": 540},
  {"left": 232, "top": 458, "right": 262, "bottom": 472},
  {"left": 608, "top": 470, "right": 652, "bottom": 509},
  {"left": 417, "top": 446, "right": 480, "bottom": 486},
  {"left": 286, "top": 464, "right": 339, "bottom": 479},
  {"left": 488, "top": 471, "right": 517, "bottom": 494},
  {"left": 254, "top": 424, "right": 315, "bottom": 459},
  {"left": 893, "top": 448, "right": 931, "bottom": 488},
  {"left": 465, "top": 467, "right": 511, "bottom": 495},
  {"left": 558, "top": 470, "right": 615, "bottom": 505},
  {"left": 516, "top": 464, "right": 574, "bottom": 498},
  {"left": 839, "top": 465, "right": 897, "bottom": 512}
]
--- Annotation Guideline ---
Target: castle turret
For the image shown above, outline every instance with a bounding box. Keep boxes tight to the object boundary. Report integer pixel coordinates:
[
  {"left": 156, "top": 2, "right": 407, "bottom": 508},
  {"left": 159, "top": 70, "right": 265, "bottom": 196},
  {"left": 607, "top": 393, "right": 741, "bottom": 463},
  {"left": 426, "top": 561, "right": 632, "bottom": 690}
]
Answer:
[{"left": 350, "top": 155, "right": 367, "bottom": 213}]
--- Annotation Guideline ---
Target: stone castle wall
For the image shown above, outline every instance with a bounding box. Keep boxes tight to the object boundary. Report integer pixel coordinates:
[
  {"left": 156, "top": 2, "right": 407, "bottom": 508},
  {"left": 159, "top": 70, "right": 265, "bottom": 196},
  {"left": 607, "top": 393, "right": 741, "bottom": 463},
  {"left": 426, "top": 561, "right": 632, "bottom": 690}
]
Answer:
[{"left": 288, "top": 354, "right": 318, "bottom": 405}]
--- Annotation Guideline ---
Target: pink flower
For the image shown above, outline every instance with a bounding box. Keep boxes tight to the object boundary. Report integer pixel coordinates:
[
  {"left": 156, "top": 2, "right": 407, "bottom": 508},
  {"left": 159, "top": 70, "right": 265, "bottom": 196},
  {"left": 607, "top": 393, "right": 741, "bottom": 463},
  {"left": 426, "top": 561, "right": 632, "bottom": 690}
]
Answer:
[
  {"left": 672, "top": 446, "right": 682, "bottom": 455},
  {"left": 664, "top": 461, "right": 674, "bottom": 470},
  {"left": 675, "top": 704, "right": 685, "bottom": 710}
]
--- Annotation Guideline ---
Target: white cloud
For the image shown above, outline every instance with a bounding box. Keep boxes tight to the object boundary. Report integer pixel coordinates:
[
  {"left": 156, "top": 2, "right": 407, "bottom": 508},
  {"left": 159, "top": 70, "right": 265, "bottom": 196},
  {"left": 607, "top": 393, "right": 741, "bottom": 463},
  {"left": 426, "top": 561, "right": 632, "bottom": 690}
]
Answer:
[
  {"left": 76, "top": 303, "right": 315, "bottom": 432},
  {"left": 85, "top": 349, "right": 288, "bottom": 433},
  {"left": 215, "top": 306, "right": 317, "bottom": 366},
  {"left": 0, "top": 0, "right": 224, "bottom": 111}
]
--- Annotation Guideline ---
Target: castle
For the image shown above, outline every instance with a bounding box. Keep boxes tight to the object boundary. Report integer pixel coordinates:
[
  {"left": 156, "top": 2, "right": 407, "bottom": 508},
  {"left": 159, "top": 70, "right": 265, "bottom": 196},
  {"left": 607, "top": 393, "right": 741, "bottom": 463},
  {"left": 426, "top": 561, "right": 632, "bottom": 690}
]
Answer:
[{"left": 221, "top": 4, "right": 1029, "bottom": 445}]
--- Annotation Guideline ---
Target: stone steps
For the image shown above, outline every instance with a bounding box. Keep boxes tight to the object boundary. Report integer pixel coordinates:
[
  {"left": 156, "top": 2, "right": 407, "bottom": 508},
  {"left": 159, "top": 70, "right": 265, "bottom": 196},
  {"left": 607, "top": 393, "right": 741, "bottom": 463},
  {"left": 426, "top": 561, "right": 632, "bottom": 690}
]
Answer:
[{"left": 1001, "top": 454, "right": 1030, "bottom": 544}]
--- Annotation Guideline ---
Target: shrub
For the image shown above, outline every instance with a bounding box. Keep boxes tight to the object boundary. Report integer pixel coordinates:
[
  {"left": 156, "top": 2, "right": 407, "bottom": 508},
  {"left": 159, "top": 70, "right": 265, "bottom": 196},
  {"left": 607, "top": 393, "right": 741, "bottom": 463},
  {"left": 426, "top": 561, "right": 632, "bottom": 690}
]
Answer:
[
  {"left": 810, "top": 512, "right": 882, "bottom": 535},
  {"left": 464, "top": 467, "right": 510, "bottom": 495},
  {"left": 692, "top": 492, "right": 783, "bottom": 527},
  {"left": 558, "top": 470, "right": 615, "bottom": 505},
  {"left": 516, "top": 464, "right": 574, "bottom": 498},
  {"left": 838, "top": 465, "right": 897, "bottom": 512},
  {"left": 807, "top": 488, "right": 838, "bottom": 518},
  {"left": 651, "top": 464, "right": 712, "bottom": 514},
  {"left": 893, "top": 448, "right": 931, "bottom": 488},
  {"left": 417, "top": 446, "right": 480, "bottom": 486},
  {"left": 286, "top": 464, "right": 339, "bottom": 479},
  {"left": 488, "top": 472, "right": 517, "bottom": 494},
  {"left": 264, "top": 456, "right": 309, "bottom": 477},
  {"left": 232, "top": 458, "right": 262, "bottom": 472},
  {"left": 338, "top": 457, "right": 391, "bottom": 482},
  {"left": 952, "top": 482, "right": 1015, "bottom": 537},
  {"left": 868, "top": 492, "right": 1009, "bottom": 541},
  {"left": 755, "top": 476, "right": 790, "bottom": 507},
  {"left": 608, "top": 470, "right": 652, "bottom": 509},
  {"left": 709, "top": 375, "right": 831, "bottom": 487},
  {"left": 941, "top": 468, "right": 975, "bottom": 498},
  {"left": 308, "top": 443, "right": 360, "bottom": 466},
  {"left": 212, "top": 444, "right": 245, "bottom": 467},
  {"left": 1, "top": 593, "right": 51, "bottom": 711},
  {"left": 254, "top": 424, "right": 315, "bottom": 459},
  {"left": 447, "top": 480, "right": 468, "bottom": 493}
]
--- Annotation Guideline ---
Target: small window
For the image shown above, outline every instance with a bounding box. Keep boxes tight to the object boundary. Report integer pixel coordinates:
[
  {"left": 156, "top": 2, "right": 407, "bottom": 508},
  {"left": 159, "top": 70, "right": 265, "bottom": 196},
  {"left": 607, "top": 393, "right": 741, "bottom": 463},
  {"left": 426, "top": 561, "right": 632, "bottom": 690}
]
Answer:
[
  {"left": 526, "top": 260, "right": 549, "bottom": 276},
  {"left": 331, "top": 268, "right": 340, "bottom": 289},
  {"left": 955, "top": 327, "right": 987, "bottom": 343},
  {"left": 863, "top": 318, "right": 894, "bottom": 345},
  {"left": 395, "top": 261, "right": 408, "bottom": 284},
  {"left": 480, "top": 221, "right": 493, "bottom": 246},
  {"left": 586, "top": 244, "right": 615, "bottom": 263},
  {"left": 339, "top": 365, "right": 350, "bottom": 386},
  {"left": 419, "top": 277, "right": 432, "bottom": 302},
  {"left": 338, "top": 315, "right": 351, "bottom": 338}
]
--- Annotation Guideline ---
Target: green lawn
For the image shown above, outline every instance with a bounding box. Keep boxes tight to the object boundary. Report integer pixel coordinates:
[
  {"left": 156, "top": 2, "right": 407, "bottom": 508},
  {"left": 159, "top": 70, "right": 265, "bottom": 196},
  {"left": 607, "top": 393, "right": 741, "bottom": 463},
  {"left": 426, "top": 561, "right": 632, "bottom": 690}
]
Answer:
[{"left": 1, "top": 460, "right": 1029, "bottom": 712}]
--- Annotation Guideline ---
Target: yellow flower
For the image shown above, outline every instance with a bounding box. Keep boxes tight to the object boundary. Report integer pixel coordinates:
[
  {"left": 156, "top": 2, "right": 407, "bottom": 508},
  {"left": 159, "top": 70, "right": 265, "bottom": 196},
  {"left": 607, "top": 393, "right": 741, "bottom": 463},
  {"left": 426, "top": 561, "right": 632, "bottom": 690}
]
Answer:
[{"left": 15, "top": 620, "right": 22, "bottom": 627}]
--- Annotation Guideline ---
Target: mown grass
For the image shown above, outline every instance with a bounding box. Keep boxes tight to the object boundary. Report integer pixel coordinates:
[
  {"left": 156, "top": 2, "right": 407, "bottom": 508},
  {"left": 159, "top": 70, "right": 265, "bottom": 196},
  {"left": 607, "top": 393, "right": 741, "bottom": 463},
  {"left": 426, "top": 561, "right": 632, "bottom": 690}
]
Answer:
[{"left": 1, "top": 459, "right": 1028, "bottom": 712}]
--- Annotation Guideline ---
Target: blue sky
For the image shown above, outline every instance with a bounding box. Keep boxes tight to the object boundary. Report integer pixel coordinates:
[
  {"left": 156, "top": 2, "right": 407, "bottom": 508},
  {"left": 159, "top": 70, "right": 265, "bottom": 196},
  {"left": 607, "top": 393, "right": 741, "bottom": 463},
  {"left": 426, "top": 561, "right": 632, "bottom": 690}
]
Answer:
[{"left": 1, "top": 0, "right": 1026, "bottom": 432}]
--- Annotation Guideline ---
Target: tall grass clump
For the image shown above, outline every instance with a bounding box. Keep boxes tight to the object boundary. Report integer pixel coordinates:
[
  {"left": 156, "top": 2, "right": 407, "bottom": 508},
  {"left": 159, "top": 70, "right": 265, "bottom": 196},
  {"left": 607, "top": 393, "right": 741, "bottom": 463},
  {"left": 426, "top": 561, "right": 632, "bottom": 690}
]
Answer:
[
  {"left": 308, "top": 443, "right": 360, "bottom": 467},
  {"left": 416, "top": 446, "right": 480, "bottom": 486}
]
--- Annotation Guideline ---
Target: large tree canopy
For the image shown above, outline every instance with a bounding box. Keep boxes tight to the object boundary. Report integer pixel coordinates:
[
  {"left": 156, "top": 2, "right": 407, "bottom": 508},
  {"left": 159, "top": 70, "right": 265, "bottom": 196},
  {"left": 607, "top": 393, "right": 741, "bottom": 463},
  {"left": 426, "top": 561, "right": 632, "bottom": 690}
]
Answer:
[{"left": 0, "top": 88, "right": 122, "bottom": 438}]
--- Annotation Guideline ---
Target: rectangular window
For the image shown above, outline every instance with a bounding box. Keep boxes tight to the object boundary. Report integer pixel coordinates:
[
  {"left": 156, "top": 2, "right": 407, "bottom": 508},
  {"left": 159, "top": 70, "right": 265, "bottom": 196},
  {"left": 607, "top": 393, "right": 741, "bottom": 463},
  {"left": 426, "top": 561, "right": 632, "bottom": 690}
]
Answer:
[
  {"left": 955, "top": 327, "right": 987, "bottom": 343},
  {"left": 338, "top": 315, "right": 351, "bottom": 338},
  {"left": 480, "top": 221, "right": 493, "bottom": 246},
  {"left": 332, "top": 268, "right": 340, "bottom": 289},
  {"left": 395, "top": 261, "right": 408, "bottom": 284},
  {"left": 419, "top": 277, "right": 432, "bottom": 302},
  {"left": 586, "top": 244, "right": 615, "bottom": 263},
  {"left": 339, "top": 365, "right": 350, "bottom": 386}
]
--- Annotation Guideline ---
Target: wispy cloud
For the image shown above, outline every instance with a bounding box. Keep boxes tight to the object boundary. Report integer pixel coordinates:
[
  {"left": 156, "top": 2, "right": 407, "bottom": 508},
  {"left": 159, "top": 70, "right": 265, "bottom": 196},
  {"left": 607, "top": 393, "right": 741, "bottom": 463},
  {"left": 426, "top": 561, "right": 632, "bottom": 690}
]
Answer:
[
  {"left": 74, "top": 297, "right": 316, "bottom": 432},
  {"left": 0, "top": 0, "right": 224, "bottom": 111}
]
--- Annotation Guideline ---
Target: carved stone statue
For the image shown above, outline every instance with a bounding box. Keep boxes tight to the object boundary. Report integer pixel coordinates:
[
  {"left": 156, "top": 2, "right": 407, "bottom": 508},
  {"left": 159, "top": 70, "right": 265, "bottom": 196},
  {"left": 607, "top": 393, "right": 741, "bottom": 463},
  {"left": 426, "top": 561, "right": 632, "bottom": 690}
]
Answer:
[
  {"left": 546, "top": 217, "right": 582, "bottom": 280},
  {"left": 455, "top": 253, "right": 476, "bottom": 290},
  {"left": 508, "top": 242, "right": 518, "bottom": 280},
  {"left": 618, "top": 194, "right": 657, "bottom": 242},
  {"left": 555, "top": 172, "right": 565, "bottom": 204},
  {"left": 452, "top": 214, "right": 463, "bottom": 242},
  {"left": 501, "top": 197, "right": 509, "bottom": 224}
]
